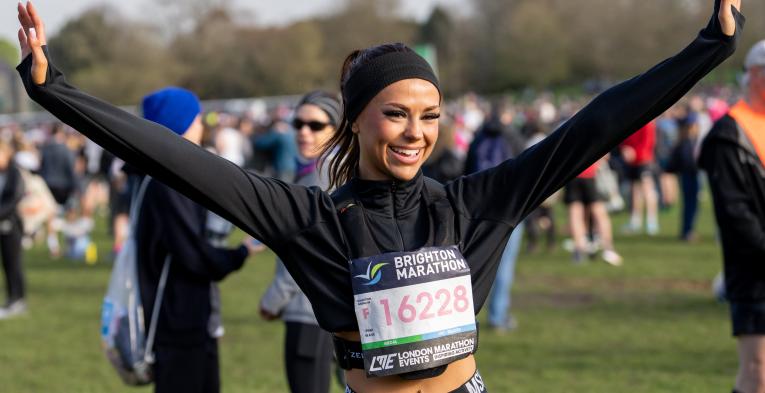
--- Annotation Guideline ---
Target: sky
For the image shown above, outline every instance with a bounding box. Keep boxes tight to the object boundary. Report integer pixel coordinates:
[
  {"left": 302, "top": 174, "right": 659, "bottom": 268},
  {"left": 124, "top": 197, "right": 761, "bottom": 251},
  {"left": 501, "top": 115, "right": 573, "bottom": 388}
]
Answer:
[{"left": 2, "top": 0, "right": 469, "bottom": 44}]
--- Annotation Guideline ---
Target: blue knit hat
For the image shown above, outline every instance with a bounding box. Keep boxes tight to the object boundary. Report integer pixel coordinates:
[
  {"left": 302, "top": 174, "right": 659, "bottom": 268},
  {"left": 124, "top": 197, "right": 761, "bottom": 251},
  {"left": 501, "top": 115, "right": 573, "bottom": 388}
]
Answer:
[{"left": 141, "top": 87, "right": 201, "bottom": 136}]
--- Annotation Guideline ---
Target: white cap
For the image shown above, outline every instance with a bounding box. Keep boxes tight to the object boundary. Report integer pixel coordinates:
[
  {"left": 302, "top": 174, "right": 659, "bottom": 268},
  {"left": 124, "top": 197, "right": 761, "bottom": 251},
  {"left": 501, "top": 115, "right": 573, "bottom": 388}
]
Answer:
[{"left": 745, "top": 40, "right": 765, "bottom": 69}]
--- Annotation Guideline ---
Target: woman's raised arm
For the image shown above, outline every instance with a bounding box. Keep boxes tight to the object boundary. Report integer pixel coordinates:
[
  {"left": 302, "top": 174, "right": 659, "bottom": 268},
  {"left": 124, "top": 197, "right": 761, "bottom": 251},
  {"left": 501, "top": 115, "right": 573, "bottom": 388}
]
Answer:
[
  {"left": 449, "top": 0, "right": 743, "bottom": 227},
  {"left": 15, "top": 2, "right": 337, "bottom": 248}
]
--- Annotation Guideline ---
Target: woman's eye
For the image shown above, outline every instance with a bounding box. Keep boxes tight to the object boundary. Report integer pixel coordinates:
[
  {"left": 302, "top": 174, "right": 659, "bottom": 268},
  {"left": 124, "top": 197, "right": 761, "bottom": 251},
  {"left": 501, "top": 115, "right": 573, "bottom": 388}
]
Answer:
[
  {"left": 384, "top": 110, "right": 407, "bottom": 118},
  {"left": 423, "top": 113, "right": 441, "bottom": 121}
]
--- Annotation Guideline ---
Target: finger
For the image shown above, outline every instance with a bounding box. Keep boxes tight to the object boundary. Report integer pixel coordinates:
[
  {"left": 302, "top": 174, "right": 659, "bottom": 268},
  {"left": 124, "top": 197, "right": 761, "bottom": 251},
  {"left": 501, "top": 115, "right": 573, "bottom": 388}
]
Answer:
[
  {"left": 17, "top": 2, "right": 32, "bottom": 34},
  {"left": 17, "top": 12, "right": 27, "bottom": 38},
  {"left": 27, "top": 1, "right": 46, "bottom": 44},
  {"left": 17, "top": 28, "right": 30, "bottom": 58},
  {"left": 28, "top": 27, "right": 45, "bottom": 57},
  {"left": 29, "top": 28, "right": 46, "bottom": 64}
]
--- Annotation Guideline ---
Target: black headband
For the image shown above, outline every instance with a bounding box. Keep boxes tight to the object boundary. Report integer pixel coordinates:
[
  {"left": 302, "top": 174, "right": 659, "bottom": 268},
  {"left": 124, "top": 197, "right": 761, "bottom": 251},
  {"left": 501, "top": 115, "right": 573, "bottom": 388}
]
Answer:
[{"left": 343, "top": 51, "right": 440, "bottom": 124}]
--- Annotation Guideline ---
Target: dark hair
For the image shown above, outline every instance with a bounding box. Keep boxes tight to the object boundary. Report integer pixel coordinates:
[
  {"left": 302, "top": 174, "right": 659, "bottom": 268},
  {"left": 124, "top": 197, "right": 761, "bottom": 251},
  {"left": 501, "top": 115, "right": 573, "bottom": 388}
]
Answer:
[{"left": 319, "top": 43, "right": 415, "bottom": 190}]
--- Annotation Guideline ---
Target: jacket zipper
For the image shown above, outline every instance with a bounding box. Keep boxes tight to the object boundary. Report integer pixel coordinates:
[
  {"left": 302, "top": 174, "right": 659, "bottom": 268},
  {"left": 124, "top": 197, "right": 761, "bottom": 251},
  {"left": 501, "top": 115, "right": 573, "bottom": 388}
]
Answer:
[{"left": 391, "top": 181, "right": 405, "bottom": 249}]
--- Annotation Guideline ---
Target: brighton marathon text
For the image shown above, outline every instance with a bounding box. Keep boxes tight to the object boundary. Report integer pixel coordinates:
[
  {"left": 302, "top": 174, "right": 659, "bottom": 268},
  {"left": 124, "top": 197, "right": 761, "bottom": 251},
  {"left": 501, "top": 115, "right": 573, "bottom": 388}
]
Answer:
[{"left": 394, "top": 249, "right": 467, "bottom": 280}]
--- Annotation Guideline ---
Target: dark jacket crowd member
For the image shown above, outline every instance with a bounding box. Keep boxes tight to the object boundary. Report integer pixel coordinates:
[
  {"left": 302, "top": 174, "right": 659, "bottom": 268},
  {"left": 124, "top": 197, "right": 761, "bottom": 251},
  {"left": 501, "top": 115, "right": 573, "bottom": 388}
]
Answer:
[
  {"left": 0, "top": 141, "right": 27, "bottom": 320},
  {"left": 667, "top": 112, "right": 701, "bottom": 241},
  {"left": 260, "top": 90, "right": 343, "bottom": 393},
  {"left": 39, "top": 122, "right": 75, "bottom": 205},
  {"left": 700, "top": 39, "right": 765, "bottom": 393},
  {"left": 39, "top": 122, "right": 76, "bottom": 257},
  {"left": 136, "top": 87, "right": 253, "bottom": 393},
  {"left": 17, "top": 1, "right": 743, "bottom": 391}
]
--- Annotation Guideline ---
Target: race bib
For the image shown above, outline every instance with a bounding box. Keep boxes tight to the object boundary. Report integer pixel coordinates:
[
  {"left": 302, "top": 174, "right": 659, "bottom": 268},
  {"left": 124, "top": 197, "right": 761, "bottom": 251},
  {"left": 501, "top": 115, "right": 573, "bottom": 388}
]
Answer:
[{"left": 350, "top": 245, "right": 477, "bottom": 377}]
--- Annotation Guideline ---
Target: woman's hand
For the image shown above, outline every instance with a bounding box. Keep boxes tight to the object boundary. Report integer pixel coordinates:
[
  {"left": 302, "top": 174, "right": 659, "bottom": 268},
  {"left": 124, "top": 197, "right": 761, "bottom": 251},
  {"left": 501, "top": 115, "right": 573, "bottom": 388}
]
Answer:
[
  {"left": 719, "top": 0, "right": 742, "bottom": 37},
  {"left": 17, "top": 1, "right": 48, "bottom": 85}
]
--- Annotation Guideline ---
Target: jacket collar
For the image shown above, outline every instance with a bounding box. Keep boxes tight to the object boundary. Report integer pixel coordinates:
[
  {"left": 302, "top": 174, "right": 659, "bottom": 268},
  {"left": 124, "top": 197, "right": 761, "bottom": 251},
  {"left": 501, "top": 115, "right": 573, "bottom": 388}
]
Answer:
[{"left": 350, "top": 170, "right": 424, "bottom": 217}]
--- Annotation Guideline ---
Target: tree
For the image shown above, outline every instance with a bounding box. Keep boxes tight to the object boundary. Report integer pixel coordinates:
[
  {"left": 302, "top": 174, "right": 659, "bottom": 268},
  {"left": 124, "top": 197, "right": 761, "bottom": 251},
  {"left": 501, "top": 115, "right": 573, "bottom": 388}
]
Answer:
[
  {"left": 47, "top": 6, "right": 182, "bottom": 104},
  {"left": 318, "top": 0, "right": 417, "bottom": 72}
]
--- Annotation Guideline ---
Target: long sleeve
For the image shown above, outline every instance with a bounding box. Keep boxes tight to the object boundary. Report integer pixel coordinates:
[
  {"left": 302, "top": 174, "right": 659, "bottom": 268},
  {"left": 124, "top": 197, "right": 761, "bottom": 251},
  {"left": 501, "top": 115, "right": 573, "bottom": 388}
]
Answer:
[
  {"left": 17, "top": 49, "right": 338, "bottom": 249},
  {"left": 448, "top": 1, "right": 743, "bottom": 226}
]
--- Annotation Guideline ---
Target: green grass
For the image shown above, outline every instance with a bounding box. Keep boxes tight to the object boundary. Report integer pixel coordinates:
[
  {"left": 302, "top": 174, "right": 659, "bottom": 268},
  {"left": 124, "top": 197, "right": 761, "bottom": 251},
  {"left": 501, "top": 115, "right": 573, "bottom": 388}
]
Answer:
[{"left": 0, "top": 194, "right": 737, "bottom": 392}]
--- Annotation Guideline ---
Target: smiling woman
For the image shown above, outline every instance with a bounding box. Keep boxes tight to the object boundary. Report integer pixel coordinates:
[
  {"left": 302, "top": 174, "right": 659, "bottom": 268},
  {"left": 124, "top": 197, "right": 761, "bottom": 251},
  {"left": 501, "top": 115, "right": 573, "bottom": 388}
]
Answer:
[{"left": 15, "top": 0, "right": 744, "bottom": 392}]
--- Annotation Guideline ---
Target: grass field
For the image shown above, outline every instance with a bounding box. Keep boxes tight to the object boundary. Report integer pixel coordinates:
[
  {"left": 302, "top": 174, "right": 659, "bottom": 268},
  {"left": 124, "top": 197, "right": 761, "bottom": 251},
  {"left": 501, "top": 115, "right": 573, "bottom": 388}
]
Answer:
[{"left": 0, "top": 195, "right": 737, "bottom": 393}]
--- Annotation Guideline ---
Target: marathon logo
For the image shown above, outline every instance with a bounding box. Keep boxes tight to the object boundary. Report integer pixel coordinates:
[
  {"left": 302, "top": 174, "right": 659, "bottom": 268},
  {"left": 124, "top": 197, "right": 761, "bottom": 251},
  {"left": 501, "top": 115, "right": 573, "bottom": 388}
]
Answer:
[
  {"left": 369, "top": 354, "right": 397, "bottom": 372},
  {"left": 394, "top": 248, "right": 467, "bottom": 280}
]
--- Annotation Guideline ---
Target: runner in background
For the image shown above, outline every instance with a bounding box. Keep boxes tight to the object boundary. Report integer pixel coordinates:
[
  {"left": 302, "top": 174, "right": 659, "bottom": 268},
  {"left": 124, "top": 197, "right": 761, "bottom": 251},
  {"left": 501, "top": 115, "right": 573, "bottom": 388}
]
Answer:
[
  {"left": 621, "top": 122, "right": 660, "bottom": 235},
  {"left": 700, "top": 40, "right": 765, "bottom": 393},
  {"left": 667, "top": 110, "right": 702, "bottom": 242},
  {"left": 565, "top": 157, "right": 623, "bottom": 266}
]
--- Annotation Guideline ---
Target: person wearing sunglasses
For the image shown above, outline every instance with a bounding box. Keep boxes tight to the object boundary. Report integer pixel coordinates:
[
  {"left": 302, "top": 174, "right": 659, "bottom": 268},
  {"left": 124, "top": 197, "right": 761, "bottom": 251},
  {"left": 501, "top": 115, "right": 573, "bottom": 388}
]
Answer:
[
  {"left": 260, "top": 90, "right": 342, "bottom": 393},
  {"left": 16, "top": 0, "right": 743, "bottom": 391}
]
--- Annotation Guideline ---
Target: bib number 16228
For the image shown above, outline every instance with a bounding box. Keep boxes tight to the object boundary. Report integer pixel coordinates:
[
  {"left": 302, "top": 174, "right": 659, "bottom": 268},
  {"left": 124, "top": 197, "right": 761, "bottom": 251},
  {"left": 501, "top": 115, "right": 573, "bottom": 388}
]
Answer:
[{"left": 374, "top": 285, "right": 470, "bottom": 326}]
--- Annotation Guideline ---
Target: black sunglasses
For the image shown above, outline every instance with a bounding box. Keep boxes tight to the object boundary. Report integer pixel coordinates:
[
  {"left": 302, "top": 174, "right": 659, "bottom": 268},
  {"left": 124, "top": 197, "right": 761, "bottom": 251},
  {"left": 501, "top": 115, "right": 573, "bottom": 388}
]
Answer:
[{"left": 292, "top": 118, "right": 330, "bottom": 132}]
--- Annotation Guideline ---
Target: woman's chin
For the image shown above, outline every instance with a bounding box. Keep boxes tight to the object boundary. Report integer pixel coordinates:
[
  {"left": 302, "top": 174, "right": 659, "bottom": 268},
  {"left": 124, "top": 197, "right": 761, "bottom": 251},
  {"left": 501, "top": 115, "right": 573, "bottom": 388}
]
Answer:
[{"left": 387, "top": 166, "right": 421, "bottom": 182}]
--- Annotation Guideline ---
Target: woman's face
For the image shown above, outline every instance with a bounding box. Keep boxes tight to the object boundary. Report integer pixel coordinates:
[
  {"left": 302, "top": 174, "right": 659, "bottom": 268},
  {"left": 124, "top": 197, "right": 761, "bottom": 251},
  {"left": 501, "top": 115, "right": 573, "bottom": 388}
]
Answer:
[
  {"left": 294, "top": 104, "right": 335, "bottom": 160},
  {"left": 354, "top": 78, "right": 440, "bottom": 182}
]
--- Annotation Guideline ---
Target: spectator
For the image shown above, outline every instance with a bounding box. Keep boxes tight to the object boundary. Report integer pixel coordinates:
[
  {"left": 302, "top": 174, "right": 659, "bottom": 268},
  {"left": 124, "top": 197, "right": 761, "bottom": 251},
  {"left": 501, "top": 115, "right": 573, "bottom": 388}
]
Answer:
[
  {"left": 621, "top": 122, "right": 660, "bottom": 235},
  {"left": 136, "top": 87, "right": 255, "bottom": 393},
  {"left": 0, "top": 141, "right": 27, "bottom": 319}
]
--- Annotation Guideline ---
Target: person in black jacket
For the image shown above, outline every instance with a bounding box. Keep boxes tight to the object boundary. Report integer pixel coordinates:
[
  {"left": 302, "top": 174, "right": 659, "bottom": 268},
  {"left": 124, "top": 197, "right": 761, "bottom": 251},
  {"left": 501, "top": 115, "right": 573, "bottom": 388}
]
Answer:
[
  {"left": 667, "top": 111, "right": 701, "bottom": 241},
  {"left": 0, "top": 141, "right": 26, "bottom": 320},
  {"left": 39, "top": 122, "right": 75, "bottom": 257},
  {"left": 699, "top": 40, "right": 765, "bottom": 393},
  {"left": 16, "top": 1, "right": 743, "bottom": 391},
  {"left": 134, "top": 87, "right": 256, "bottom": 393}
]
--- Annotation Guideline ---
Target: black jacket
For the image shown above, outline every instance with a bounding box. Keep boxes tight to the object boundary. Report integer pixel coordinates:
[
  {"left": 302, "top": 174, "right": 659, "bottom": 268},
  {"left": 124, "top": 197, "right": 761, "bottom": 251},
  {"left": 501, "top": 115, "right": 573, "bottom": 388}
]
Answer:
[
  {"left": 699, "top": 114, "right": 765, "bottom": 302},
  {"left": 39, "top": 140, "right": 75, "bottom": 190},
  {"left": 135, "top": 172, "right": 248, "bottom": 346},
  {"left": 18, "top": 2, "right": 742, "bottom": 332},
  {"left": 0, "top": 163, "right": 25, "bottom": 231}
]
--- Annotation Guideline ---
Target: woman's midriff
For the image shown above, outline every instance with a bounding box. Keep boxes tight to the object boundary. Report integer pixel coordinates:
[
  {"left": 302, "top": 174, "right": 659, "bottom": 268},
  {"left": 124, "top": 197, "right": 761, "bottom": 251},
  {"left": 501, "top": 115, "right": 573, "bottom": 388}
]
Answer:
[{"left": 336, "top": 331, "right": 477, "bottom": 393}]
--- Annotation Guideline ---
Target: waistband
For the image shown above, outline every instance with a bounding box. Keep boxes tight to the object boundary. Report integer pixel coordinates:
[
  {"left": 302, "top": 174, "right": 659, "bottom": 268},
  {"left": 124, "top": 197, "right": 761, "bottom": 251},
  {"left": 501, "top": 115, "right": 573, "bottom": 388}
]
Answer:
[{"left": 344, "top": 369, "right": 487, "bottom": 393}]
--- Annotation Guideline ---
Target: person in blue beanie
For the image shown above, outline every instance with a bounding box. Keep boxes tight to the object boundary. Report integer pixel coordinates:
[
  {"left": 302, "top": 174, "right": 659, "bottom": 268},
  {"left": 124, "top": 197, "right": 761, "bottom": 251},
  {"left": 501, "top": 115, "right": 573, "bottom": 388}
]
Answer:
[{"left": 136, "top": 87, "right": 259, "bottom": 393}]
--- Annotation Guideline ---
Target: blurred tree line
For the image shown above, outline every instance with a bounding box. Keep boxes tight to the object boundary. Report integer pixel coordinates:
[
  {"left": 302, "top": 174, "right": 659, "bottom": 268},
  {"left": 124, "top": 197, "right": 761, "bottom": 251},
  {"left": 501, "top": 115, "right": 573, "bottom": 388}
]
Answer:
[{"left": 29, "top": 0, "right": 765, "bottom": 105}]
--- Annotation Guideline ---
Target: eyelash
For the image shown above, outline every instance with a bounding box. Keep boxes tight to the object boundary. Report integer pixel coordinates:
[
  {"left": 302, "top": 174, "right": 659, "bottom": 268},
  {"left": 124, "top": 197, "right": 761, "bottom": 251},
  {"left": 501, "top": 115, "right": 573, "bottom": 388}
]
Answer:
[
  {"left": 384, "top": 110, "right": 406, "bottom": 118},
  {"left": 383, "top": 111, "right": 441, "bottom": 121}
]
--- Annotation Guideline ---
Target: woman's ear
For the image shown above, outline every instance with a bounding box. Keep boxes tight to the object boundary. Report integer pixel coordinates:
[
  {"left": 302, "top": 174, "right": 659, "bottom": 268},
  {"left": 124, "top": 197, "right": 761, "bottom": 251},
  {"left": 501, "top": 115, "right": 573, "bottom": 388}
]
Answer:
[{"left": 351, "top": 123, "right": 360, "bottom": 134}]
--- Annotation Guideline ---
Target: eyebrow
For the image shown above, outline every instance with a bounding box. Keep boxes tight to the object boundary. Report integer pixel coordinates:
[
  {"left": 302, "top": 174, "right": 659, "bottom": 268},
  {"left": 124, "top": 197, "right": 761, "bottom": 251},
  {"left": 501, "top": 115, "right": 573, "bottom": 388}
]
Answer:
[{"left": 385, "top": 103, "right": 441, "bottom": 112}]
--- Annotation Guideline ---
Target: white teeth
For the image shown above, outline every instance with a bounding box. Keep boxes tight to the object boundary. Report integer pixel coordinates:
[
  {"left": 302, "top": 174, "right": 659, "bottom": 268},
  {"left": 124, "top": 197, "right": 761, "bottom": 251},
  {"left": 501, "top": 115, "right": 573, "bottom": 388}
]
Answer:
[{"left": 390, "top": 147, "right": 419, "bottom": 157}]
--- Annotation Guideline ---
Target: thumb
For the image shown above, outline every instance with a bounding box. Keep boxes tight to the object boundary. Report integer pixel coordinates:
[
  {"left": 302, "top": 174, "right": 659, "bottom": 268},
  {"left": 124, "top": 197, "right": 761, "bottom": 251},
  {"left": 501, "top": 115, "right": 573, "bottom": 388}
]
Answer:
[{"left": 28, "top": 27, "right": 47, "bottom": 85}]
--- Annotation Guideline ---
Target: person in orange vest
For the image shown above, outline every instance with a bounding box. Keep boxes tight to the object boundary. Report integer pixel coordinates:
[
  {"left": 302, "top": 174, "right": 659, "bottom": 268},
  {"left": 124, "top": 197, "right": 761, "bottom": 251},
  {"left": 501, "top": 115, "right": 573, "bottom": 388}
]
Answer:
[{"left": 700, "top": 40, "right": 765, "bottom": 393}]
